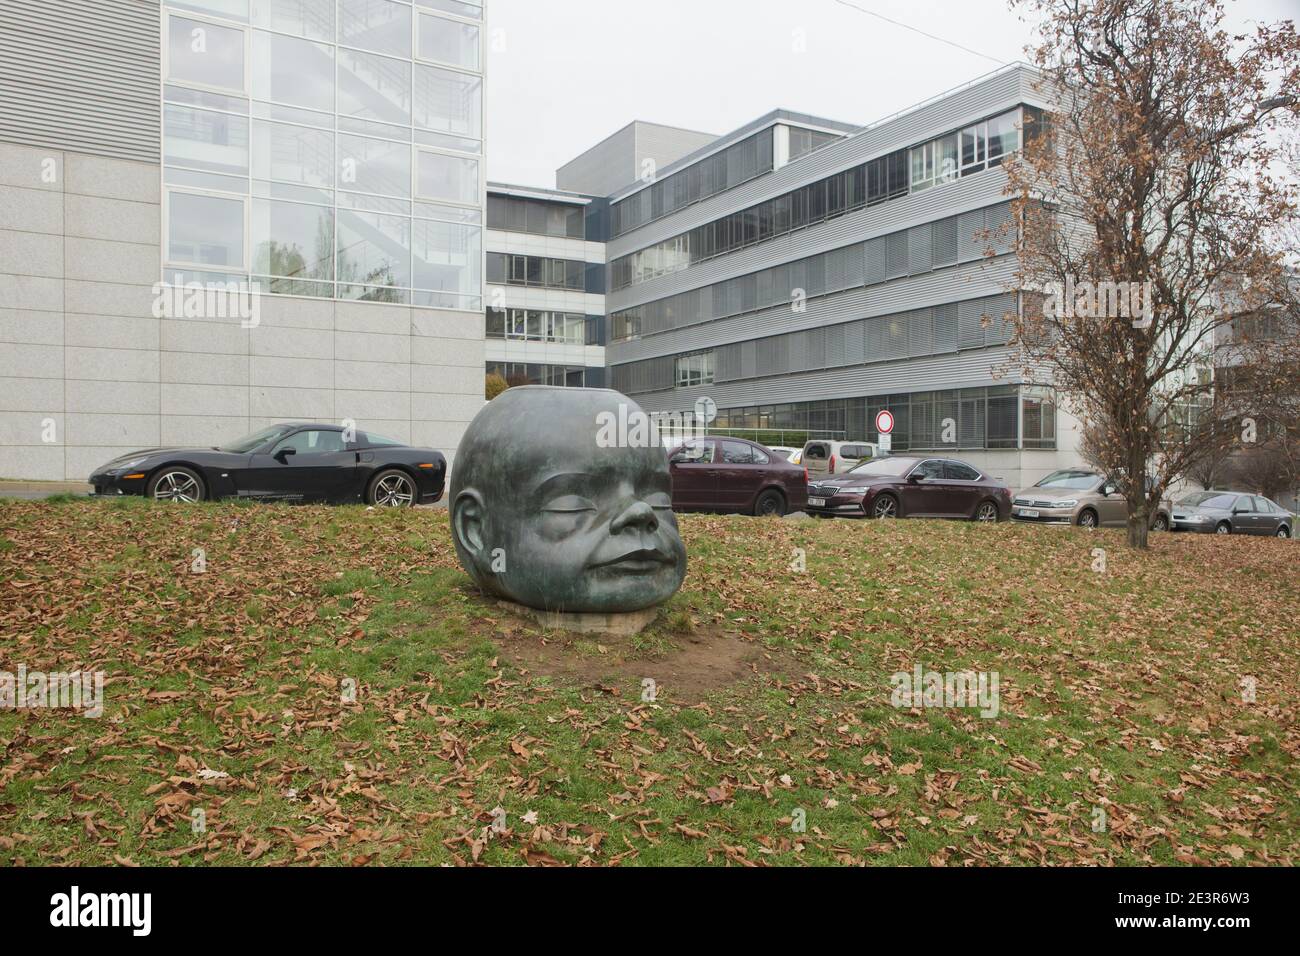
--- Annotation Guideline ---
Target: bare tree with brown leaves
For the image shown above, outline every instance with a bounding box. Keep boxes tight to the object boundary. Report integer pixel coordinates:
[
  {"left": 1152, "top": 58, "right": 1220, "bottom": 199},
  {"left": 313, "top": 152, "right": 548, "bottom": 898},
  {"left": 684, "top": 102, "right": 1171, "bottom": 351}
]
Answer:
[{"left": 1003, "top": 0, "right": 1300, "bottom": 548}]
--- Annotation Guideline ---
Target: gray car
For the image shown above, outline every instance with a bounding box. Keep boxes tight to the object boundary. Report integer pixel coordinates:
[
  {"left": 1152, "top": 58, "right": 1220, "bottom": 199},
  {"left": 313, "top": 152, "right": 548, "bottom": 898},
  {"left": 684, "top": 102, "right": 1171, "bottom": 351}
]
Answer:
[{"left": 1171, "top": 491, "right": 1293, "bottom": 537}]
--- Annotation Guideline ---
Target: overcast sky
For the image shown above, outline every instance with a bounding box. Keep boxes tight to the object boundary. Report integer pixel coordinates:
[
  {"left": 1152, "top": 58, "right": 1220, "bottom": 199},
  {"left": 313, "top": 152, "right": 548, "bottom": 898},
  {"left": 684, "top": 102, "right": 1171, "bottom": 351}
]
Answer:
[{"left": 484, "top": 0, "right": 1298, "bottom": 189}]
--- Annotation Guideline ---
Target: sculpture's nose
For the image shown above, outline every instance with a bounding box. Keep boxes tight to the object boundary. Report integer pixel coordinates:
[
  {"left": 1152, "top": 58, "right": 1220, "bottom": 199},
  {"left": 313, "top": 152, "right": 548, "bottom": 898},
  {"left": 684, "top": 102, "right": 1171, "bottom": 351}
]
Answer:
[{"left": 611, "top": 499, "right": 659, "bottom": 535}]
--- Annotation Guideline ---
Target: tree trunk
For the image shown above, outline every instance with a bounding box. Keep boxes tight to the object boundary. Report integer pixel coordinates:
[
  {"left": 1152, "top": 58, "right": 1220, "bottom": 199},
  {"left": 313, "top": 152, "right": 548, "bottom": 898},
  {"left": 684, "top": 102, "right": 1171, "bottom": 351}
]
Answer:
[{"left": 1127, "top": 510, "right": 1150, "bottom": 549}]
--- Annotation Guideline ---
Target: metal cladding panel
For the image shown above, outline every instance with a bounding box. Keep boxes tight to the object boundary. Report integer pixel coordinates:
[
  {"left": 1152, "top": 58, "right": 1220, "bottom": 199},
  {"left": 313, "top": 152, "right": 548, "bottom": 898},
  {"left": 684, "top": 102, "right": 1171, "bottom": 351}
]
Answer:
[
  {"left": 0, "top": 0, "right": 160, "bottom": 163},
  {"left": 626, "top": 346, "right": 1023, "bottom": 414},
  {"left": 606, "top": 256, "right": 1017, "bottom": 364},
  {"left": 932, "top": 216, "right": 959, "bottom": 267},
  {"left": 607, "top": 168, "right": 1012, "bottom": 310},
  {"left": 957, "top": 209, "right": 986, "bottom": 261},
  {"left": 606, "top": 64, "right": 1041, "bottom": 257},
  {"left": 908, "top": 224, "right": 933, "bottom": 274},
  {"left": 557, "top": 124, "right": 639, "bottom": 198}
]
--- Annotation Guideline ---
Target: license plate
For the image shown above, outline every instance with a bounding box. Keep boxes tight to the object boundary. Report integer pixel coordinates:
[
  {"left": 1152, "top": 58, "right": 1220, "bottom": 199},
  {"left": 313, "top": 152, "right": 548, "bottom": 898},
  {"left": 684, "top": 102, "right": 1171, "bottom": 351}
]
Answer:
[
  {"left": 808, "top": 497, "right": 826, "bottom": 507},
  {"left": 1018, "top": 509, "right": 1039, "bottom": 518}
]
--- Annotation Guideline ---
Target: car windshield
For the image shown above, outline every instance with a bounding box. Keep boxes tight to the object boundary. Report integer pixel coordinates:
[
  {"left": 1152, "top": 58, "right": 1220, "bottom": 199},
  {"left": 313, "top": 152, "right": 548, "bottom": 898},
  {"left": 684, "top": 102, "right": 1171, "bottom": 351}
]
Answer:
[
  {"left": 1178, "top": 492, "right": 1236, "bottom": 509},
  {"left": 219, "top": 424, "right": 298, "bottom": 454},
  {"left": 848, "top": 457, "right": 916, "bottom": 476},
  {"left": 1034, "top": 470, "right": 1100, "bottom": 491}
]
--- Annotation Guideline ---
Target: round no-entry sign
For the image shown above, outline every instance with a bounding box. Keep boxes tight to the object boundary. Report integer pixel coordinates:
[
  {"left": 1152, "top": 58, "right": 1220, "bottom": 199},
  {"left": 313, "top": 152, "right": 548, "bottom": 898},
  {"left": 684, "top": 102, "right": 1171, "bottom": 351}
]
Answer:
[{"left": 875, "top": 409, "right": 895, "bottom": 435}]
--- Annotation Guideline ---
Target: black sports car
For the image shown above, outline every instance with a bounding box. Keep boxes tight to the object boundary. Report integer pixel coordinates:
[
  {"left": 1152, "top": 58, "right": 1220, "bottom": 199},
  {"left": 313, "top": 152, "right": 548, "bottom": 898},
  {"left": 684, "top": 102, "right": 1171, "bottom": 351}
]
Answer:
[{"left": 88, "top": 423, "right": 446, "bottom": 507}]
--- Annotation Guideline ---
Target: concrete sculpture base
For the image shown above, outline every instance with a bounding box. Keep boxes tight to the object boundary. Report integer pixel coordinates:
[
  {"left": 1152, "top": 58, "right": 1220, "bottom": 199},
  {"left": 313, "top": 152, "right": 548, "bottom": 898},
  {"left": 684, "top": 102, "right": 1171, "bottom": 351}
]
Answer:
[{"left": 499, "top": 600, "right": 659, "bottom": 636}]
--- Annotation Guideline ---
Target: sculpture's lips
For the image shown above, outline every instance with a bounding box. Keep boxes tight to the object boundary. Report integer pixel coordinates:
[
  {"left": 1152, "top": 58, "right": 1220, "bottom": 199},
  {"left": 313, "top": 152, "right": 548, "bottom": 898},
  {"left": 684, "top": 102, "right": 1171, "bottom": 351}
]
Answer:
[{"left": 590, "top": 548, "right": 674, "bottom": 573}]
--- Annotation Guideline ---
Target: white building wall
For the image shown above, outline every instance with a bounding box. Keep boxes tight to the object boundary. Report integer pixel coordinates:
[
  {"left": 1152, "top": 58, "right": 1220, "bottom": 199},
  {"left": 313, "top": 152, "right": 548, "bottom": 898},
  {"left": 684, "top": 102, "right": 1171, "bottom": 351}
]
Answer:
[{"left": 0, "top": 144, "right": 484, "bottom": 481}]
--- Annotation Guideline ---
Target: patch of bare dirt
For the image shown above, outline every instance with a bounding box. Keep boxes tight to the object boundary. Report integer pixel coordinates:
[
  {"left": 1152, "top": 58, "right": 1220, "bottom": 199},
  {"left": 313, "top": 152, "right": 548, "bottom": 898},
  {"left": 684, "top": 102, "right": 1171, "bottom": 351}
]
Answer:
[{"left": 473, "top": 605, "right": 794, "bottom": 704}]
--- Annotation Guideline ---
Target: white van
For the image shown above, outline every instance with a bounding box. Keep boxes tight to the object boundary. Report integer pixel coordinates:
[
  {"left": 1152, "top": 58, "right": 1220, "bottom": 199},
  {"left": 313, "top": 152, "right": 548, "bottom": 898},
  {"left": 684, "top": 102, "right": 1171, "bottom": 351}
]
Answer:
[{"left": 801, "top": 440, "right": 880, "bottom": 477}]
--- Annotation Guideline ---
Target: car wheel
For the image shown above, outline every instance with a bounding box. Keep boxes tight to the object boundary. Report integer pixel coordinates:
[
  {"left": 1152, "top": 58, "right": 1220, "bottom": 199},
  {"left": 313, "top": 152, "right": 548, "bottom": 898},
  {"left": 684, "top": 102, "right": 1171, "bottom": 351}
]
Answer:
[
  {"left": 1215, "top": 521, "right": 1231, "bottom": 535},
  {"left": 1277, "top": 525, "right": 1291, "bottom": 539},
  {"left": 147, "top": 467, "right": 205, "bottom": 503},
  {"left": 1151, "top": 514, "right": 1169, "bottom": 532},
  {"left": 1077, "top": 508, "right": 1099, "bottom": 528},
  {"left": 975, "top": 501, "right": 999, "bottom": 523},
  {"left": 368, "top": 469, "right": 416, "bottom": 508},
  {"left": 872, "top": 494, "right": 899, "bottom": 520},
  {"left": 754, "top": 488, "right": 786, "bottom": 517}
]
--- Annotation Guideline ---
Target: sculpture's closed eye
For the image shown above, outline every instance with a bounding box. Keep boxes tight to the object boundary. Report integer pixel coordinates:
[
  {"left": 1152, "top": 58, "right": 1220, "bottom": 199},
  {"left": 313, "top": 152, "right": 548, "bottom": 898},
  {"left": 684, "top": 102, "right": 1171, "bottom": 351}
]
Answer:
[{"left": 542, "top": 495, "right": 598, "bottom": 513}]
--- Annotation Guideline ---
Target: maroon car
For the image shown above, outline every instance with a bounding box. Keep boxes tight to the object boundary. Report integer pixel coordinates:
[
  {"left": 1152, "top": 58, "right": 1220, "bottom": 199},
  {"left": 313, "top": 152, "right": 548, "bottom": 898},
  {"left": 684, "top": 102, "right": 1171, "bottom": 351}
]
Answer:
[
  {"left": 806, "top": 455, "right": 1011, "bottom": 521},
  {"left": 668, "top": 437, "right": 808, "bottom": 516}
]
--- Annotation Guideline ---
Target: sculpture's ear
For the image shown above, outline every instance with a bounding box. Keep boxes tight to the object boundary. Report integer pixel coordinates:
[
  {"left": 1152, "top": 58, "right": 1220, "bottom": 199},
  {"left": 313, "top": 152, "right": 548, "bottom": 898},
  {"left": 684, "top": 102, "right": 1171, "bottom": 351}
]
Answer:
[{"left": 452, "top": 489, "right": 487, "bottom": 561}]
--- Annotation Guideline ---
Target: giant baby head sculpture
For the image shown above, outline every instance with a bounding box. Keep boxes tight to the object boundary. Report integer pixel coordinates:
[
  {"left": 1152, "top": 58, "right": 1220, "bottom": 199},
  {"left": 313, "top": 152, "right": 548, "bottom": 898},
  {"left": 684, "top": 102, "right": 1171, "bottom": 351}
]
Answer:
[{"left": 450, "top": 387, "right": 687, "bottom": 614}]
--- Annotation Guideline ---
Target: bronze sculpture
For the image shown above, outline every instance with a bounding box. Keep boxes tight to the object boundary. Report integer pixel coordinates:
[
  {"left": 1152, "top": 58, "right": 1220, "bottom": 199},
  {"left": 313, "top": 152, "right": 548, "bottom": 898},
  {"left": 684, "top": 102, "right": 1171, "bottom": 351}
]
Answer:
[{"left": 450, "top": 387, "right": 688, "bottom": 614}]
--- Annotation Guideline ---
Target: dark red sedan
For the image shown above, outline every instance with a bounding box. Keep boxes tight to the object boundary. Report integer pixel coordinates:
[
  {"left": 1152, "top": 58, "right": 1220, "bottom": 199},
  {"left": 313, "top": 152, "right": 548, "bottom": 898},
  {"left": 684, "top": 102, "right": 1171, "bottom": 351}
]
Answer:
[
  {"left": 667, "top": 437, "right": 808, "bottom": 516},
  {"left": 805, "top": 455, "right": 1011, "bottom": 521}
]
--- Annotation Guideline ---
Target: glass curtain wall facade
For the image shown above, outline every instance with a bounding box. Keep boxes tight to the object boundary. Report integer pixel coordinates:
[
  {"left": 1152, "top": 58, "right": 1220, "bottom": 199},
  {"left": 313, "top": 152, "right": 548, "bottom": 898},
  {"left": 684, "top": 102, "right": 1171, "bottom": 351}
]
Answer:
[
  {"left": 161, "top": 0, "right": 485, "bottom": 309},
  {"left": 710, "top": 386, "right": 1054, "bottom": 452}
]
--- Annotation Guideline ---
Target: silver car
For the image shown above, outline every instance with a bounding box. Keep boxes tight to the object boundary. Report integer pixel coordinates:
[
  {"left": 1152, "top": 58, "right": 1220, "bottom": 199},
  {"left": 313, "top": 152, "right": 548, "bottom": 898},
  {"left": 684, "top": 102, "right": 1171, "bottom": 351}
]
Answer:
[
  {"left": 1171, "top": 491, "right": 1294, "bottom": 537},
  {"left": 1012, "top": 469, "right": 1171, "bottom": 530}
]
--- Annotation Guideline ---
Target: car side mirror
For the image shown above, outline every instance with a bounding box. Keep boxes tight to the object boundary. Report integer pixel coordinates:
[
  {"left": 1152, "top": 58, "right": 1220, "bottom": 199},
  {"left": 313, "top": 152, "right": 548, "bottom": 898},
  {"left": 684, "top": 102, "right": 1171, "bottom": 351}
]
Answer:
[
  {"left": 274, "top": 447, "right": 296, "bottom": 463},
  {"left": 908, "top": 474, "right": 922, "bottom": 483},
  {"left": 1233, "top": 506, "right": 1249, "bottom": 514}
]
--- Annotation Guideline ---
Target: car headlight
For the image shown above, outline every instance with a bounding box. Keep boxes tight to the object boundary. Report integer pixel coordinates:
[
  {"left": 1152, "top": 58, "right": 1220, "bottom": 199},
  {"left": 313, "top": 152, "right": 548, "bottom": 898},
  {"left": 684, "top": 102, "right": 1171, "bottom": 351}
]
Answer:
[
  {"left": 113, "top": 458, "right": 149, "bottom": 472},
  {"left": 1055, "top": 499, "right": 1078, "bottom": 508}
]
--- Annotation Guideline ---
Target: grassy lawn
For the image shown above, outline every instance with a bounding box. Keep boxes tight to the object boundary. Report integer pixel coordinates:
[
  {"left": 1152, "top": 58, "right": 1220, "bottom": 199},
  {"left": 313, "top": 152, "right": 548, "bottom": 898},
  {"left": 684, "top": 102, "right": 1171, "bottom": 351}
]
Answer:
[{"left": 1, "top": 497, "right": 1296, "bottom": 866}]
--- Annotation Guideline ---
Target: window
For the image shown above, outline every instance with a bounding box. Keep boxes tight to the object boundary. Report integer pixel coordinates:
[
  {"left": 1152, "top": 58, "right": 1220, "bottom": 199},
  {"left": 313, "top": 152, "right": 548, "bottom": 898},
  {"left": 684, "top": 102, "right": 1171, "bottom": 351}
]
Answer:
[
  {"left": 1022, "top": 392, "right": 1056, "bottom": 448},
  {"left": 486, "top": 362, "right": 588, "bottom": 388},
  {"left": 168, "top": 15, "right": 246, "bottom": 93},
  {"left": 338, "top": 0, "right": 411, "bottom": 57},
  {"left": 251, "top": 30, "right": 334, "bottom": 112},
  {"left": 417, "top": 150, "right": 479, "bottom": 204},
  {"left": 675, "top": 352, "right": 715, "bottom": 388},
  {"left": 945, "top": 461, "right": 981, "bottom": 481},
  {"left": 272, "top": 429, "right": 347, "bottom": 455},
  {"left": 167, "top": 190, "right": 246, "bottom": 270},
  {"left": 251, "top": 120, "right": 333, "bottom": 187},
  {"left": 911, "top": 460, "right": 946, "bottom": 480},
  {"left": 252, "top": 0, "right": 333, "bottom": 41},
  {"left": 909, "top": 134, "right": 958, "bottom": 192},
  {"left": 338, "top": 48, "right": 411, "bottom": 125},
  {"left": 336, "top": 208, "right": 411, "bottom": 291},
  {"left": 165, "top": 105, "right": 249, "bottom": 175},
  {"left": 417, "top": 12, "right": 480, "bottom": 70},
  {"left": 489, "top": 254, "right": 587, "bottom": 289},
  {"left": 339, "top": 133, "right": 410, "bottom": 198},
  {"left": 986, "top": 112, "right": 1020, "bottom": 165},
  {"left": 720, "top": 441, "right": 755, "bottom": 464},
  {"left": 411, "top": 219, "right": 479, "bottom": 299},
  {"left": 671, "top": 440, "right": 715, "bottom": 464},
  {"left": 961, "top": 123, "right": 986, "bottom": 174},
  {"left": 414, "top": 62, "right": 482, "bottom": 140},
  {"left": 251, "top": 199, "right": 333, "bottom": 281},
  {"left": 417, "top": 0, "right": 482, "bottom": 19}
]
